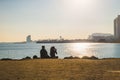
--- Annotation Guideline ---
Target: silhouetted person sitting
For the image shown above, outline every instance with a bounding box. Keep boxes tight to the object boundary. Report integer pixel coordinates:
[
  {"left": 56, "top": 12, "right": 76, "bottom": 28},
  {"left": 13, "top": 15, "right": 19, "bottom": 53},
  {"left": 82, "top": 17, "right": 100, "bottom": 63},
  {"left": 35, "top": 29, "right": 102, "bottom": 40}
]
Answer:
[
  {"left": 50, "top": 46, "right": 58, "bottom": 58},
  {"left": 40, "top": 46, "right": 49, "bottom": 59}
]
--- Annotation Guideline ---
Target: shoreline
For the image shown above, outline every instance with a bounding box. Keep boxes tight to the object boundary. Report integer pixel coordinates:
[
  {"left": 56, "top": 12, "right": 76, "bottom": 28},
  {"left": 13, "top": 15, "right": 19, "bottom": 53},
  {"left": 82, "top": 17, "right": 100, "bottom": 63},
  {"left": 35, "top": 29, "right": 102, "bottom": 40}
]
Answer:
[
  {"left": 1, "top": 41, "right": 120, "bottom": 44},
  {"left": 1, "top": 56, "right": 120, "bottom": 61}
]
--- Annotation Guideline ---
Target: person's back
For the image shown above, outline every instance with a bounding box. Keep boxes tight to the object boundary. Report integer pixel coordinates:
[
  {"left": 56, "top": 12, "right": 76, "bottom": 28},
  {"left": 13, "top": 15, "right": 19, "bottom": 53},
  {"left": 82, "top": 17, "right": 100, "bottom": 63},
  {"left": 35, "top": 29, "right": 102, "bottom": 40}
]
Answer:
[
  {"left": 50, "top": 46, "right": 57, "bottom": 58},
  {"left": 40, "top": 46, "right": 49, "bottom": 58}
]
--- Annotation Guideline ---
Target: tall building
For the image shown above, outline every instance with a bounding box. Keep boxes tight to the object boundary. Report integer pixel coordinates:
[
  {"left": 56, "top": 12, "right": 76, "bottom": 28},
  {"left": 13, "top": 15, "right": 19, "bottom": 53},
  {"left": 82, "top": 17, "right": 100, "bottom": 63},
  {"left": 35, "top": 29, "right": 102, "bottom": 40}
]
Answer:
[
  {"left": 26, "top": 35, "right": 32, "bottom": 43},
  {"left": 114, "top": 15, "right": 120, "bottom": 40}
]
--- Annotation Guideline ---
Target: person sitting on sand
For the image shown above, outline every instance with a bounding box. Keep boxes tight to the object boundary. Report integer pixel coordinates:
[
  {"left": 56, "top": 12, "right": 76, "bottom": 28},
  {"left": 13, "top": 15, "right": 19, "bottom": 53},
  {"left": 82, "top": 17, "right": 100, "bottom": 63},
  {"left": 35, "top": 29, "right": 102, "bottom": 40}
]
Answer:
[
  {"left": 50, "top": 46, "right": 58, "bottom": 58},
  {"left": 40, "top": 46, "right": 49, "bottom": 58}
]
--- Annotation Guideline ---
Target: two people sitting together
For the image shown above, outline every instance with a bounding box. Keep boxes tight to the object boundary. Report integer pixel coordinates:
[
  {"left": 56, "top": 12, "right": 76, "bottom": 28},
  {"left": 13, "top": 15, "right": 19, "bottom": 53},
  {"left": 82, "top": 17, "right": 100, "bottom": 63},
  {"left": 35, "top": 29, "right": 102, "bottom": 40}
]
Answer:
[{"left": 40, "top": 46, "right": 58, "bottom": 59}]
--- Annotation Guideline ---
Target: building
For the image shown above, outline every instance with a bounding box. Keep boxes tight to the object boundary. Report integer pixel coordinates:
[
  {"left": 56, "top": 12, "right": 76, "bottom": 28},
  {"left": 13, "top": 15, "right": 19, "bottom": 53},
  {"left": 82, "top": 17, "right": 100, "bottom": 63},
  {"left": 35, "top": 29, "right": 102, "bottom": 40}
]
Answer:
[
  {"left": 88, "top": 33, "right": 114, "bottom": 42},
  {"left": 26, "top": 35, "right": 32, "bottom": 43},
  {"left": 114, "top": 15, "right": 120, "bottom": 40},
  {"left": 59, "top": 36, "right": 64, "bottom": 41}
]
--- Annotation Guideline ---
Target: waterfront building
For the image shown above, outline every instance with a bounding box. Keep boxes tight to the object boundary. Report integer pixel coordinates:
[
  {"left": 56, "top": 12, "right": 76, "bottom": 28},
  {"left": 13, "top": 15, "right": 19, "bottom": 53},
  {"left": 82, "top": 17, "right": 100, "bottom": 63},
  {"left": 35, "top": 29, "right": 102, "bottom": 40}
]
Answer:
[
  {"left": 114, "top": 15, "right": 120, "bottom": 40},
  {"left": 88, "top": 33, "right": 114, "bottom": 42}
]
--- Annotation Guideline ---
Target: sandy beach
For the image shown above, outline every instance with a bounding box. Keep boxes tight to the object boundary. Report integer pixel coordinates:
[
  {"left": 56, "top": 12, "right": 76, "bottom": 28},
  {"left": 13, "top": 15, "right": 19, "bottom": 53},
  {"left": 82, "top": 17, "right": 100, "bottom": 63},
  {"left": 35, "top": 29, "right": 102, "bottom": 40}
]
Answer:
[{"left": 0, "top": 59, "right": 120, "bottom": 80}]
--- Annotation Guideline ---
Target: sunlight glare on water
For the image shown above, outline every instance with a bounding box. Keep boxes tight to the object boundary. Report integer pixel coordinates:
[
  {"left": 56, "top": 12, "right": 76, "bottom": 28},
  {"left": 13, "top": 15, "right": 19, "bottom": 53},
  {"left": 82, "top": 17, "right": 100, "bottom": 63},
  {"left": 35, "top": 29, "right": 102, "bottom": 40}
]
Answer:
[{"left": 70, "top": 43, "right": 92, "bottom": 57}]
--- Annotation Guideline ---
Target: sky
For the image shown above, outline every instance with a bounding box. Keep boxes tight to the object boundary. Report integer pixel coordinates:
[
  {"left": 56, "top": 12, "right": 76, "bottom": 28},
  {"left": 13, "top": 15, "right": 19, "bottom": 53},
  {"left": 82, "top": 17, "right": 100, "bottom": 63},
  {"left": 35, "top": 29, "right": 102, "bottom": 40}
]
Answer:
[{"left": 0, "top": 0, "right": 120, "bottom": 42}]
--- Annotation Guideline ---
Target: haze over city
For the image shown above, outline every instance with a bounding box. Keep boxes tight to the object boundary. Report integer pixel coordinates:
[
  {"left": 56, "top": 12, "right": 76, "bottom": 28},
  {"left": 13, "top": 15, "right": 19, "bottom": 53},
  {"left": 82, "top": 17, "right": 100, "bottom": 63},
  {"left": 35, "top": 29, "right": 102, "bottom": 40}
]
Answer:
[{"left": 0, "top": 0, "right": 120, "bottom": 42}]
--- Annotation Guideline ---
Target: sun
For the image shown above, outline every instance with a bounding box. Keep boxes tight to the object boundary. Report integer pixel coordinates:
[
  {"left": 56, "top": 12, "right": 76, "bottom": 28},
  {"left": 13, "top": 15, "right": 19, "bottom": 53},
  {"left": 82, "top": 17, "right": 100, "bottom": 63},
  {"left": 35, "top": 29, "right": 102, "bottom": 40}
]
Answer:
[
  {"left": 64, "top": 0, "right": 94, "bottom": 8},
  {"left": 73, "top": 0, "right": 91, "bottom": 4},
  {"left": 80, "top": 0, "right": 92, "bottom": 5}
]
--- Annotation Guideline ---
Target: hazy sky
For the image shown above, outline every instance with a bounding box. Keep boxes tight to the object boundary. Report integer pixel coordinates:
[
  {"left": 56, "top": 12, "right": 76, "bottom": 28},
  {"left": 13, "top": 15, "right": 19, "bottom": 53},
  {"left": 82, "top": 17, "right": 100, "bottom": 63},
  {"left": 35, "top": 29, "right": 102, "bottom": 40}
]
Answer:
[{"left": 0, "top": 0, "right": 120, "bottom": 42}]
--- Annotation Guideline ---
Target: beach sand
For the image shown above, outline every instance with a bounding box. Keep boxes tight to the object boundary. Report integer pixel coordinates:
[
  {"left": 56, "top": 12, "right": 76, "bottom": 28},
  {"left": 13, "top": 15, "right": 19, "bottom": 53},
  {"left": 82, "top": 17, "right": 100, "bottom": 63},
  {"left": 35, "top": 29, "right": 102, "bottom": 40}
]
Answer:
[{"left": 0, "top": 59, "right": 120, "bottom": 80}]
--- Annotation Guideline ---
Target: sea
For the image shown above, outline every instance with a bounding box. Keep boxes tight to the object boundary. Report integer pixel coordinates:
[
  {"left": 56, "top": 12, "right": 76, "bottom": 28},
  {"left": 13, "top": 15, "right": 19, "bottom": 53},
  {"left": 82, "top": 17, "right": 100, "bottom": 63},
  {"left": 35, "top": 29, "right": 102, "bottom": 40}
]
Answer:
[{"left": 0, "top": 43, "right": 120, "bottom": 59}]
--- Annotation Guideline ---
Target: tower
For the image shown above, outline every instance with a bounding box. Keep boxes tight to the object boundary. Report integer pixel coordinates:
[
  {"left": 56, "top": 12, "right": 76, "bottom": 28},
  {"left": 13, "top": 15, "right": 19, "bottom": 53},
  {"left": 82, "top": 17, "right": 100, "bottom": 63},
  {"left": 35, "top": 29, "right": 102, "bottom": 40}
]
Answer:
[
  {"left": 26, "top": 35, "right": 32, "bottom": 43},
  {"left": 114, "top": 15, "right": 120, "bottom": 40}
]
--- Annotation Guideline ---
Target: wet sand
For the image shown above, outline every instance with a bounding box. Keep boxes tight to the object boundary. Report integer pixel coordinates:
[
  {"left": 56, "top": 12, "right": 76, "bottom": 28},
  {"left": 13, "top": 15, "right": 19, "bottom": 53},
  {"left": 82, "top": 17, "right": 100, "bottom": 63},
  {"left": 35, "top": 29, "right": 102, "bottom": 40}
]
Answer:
[{"left": 0, "top": 59, "right": 120, "bottom": 80}]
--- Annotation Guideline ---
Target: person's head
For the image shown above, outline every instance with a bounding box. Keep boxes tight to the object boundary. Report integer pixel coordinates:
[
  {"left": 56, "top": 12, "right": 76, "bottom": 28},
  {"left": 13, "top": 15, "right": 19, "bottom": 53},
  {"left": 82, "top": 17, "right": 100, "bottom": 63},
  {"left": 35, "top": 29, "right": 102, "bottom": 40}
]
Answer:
[
  {"left": 53, "top": 46, "right": 55, "bottom": 49},
  {"left": 42, "top": 46, "right": 45, "bottom": 49},
  {"left": 51, "top": 46, "right": 56, "bottom": 50}
]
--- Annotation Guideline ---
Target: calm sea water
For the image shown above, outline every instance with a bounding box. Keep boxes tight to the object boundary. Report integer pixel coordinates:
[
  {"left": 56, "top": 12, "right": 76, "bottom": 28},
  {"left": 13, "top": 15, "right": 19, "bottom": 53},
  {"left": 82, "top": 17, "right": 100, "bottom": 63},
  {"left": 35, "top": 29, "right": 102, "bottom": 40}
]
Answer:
[{"left": 0, "top": 43, "right": 120, "bottom": 59}]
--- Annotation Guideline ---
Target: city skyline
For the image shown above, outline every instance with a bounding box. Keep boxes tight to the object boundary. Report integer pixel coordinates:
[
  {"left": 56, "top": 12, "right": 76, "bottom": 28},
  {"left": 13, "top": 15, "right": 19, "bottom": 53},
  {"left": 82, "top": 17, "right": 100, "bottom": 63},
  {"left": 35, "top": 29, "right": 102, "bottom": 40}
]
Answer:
[{"left": 0, "top": 0, "right": 120, "bottom": 42}]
